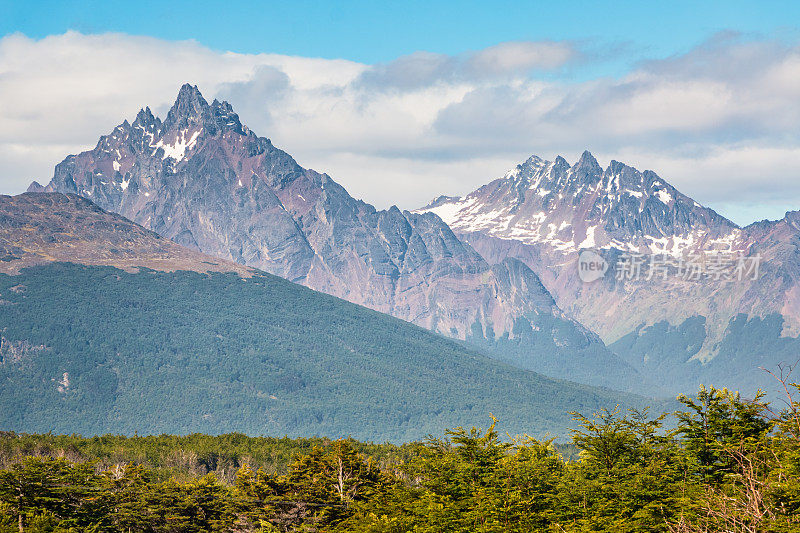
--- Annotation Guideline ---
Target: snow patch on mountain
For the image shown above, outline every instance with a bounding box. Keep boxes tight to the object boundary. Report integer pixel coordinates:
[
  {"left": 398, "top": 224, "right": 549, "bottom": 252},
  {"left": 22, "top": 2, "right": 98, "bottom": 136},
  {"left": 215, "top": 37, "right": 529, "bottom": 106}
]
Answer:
[
  {"left": 153, "top": 128, "right": 202, "bottom": 161},
  {"left": 579, "top": 226, "right": 597, "bottom": 249},
  {"left": 655, "top": 189, "right": 673, "bottom": 204}
]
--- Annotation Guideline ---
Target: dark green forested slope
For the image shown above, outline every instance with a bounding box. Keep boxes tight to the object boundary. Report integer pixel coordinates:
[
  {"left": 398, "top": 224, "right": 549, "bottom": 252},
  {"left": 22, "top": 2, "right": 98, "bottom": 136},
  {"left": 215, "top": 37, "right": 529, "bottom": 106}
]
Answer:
[{"left": 0, "top": 263, "right": 655, "bottom": 441}]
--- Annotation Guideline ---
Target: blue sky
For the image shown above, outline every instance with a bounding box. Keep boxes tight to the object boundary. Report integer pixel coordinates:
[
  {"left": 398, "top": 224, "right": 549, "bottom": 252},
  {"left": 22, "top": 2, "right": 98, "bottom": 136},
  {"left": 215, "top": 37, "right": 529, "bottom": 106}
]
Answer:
[
  {"left": 1, "top": 1, "right": 799, "bottom": 224},
  {"left": 4, "top": 0, "right": 796, "bottom": 73}
]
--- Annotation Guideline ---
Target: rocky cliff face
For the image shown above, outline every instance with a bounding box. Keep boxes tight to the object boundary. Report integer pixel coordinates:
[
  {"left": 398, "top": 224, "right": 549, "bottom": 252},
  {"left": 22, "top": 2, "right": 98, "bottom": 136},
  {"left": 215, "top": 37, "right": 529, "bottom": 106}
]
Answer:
[
  {"left": 417, "top": 153, "right": 800, "bottom": 396},
  {"left": 32, "top": 85, "right": 649, "bottom": 394},
  {"left": 35, "top": 87, "right": 316, "bottom": 282}
]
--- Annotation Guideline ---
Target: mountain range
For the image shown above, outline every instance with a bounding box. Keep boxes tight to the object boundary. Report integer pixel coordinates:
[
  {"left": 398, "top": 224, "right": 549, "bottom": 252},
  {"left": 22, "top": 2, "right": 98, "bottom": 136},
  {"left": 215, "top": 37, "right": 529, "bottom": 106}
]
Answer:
[
  {"left": 418, "top": 152, "right": 800, "bottom": 396},
  {"left": 23, "top": 82, "right": 798, "bottom": 402},
  {"left": 29, "top": 84, "right": 646, "bottom": 394}
]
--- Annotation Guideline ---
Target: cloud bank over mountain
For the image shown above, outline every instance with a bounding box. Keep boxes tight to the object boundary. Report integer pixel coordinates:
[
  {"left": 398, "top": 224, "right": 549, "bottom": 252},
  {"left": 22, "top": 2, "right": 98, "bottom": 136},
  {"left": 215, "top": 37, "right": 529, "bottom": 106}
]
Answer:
[{"left": 1, "top": 30, "right": 798, "bottom": 224}]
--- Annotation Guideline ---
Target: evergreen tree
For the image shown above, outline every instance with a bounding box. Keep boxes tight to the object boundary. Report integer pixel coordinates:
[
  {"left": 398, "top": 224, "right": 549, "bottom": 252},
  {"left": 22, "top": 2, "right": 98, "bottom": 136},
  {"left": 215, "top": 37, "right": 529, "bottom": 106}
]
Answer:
[{"left": 676, "top": 386, "right": 772, "bottom": 482}]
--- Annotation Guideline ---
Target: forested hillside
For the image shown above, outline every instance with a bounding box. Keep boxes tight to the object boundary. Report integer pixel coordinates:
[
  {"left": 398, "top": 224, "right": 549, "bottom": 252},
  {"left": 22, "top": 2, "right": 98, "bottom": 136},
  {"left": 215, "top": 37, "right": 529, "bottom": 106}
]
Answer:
[{"left": 0, "top": 262, "right": 652, "bottom": 441}]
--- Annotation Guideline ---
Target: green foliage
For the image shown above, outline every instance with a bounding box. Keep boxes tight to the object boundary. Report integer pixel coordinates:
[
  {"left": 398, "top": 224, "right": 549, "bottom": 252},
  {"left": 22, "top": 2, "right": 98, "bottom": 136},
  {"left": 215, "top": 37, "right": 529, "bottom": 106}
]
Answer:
[
  {"left": 0, "top": 263, "right": 797, "bottom": 531},
  {"left": 0, "top": 432, "right": 409, "bottom": 484},
  {"left": 0, "top": 385, "right": 799, "bottom": 532},
  {"left": 337, "top": 420, "right": 569, "bottom": 532},
  {"left": 0, "top": 457, "right": 111, "bottom": 532},
  {"left": 566, "top": 408, "right": 696, "bottom": 531},
  {"left": 676, "top": 386, "right": 772, "bottom": 482}
]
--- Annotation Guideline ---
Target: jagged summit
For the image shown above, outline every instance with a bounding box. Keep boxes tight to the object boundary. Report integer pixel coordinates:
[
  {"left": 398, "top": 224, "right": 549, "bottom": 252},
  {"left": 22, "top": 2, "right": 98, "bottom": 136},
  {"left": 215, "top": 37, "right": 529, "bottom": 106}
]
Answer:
[
  {"left": 133, "top": 106, "right": 159, "bottom": 128},
  {"left": 574, "top": 150, "right": 602, "bottom": 175},
  {"left": 31, "top": 84, "right": 270, "bottom": 198},
  {"left": 30, "top": 83, "right": 559, "bottom": 331},
  {"left": 422, "top": 151, "right": 800, "bottom": 398},
  {"left": 161, "top": 84, "right": 246, "bottom": 136},
  {"left": 26, "top": 181, "right": 46, "bottom": 193},
  {"left": 169, "top": 83, "right": 208, "bottom": 118},
  {"left": 553, "top": 155, "right": 570, "bottom": 170},
  {"left": 417, "top": 152, "right": 739, "bottom": 257}
]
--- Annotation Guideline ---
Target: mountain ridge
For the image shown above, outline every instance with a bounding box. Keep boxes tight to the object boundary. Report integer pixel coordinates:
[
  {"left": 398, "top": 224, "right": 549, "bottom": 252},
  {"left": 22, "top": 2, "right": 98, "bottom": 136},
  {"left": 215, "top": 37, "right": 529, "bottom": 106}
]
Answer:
[
  {"left": 0, "top": 192, "right": 253, "bottom": 276},
  {"left": 417, "top": 150, "right": 741, "bottom": 257},
  {"left": 32, "top": 84, "right": 650, "bottom": 395},
  {"left": 416, "top": 152, "right": 800, "bottom": 397}
]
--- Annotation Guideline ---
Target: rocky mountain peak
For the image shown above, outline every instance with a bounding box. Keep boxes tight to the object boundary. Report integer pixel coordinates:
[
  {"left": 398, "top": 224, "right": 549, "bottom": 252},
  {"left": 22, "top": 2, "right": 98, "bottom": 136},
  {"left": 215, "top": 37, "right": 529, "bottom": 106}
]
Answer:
[
  {"left": 423, "top": 195, "right": 460, "bottom": 210},
  {"left": 132, "top": 106, "right": 159, "bottom": 131},
  {"left": 605, "top": 160, "right": 638, "bottom": 188},
  {"left": 783, "top": 210, "right": 800, "bottom": 227},
  {"left": 30, "top": 90, "right": 655, "bottom": 394},
  {"left": 163, "top": 83, "right": 210, "bottom": 130},
  {"left": 418, "top": 152, "right": 740, "bottom": 257},
  {"left": 572, "top": 150, "right": 602, "bottom": 176},
  {"left": 746, "top": 209, "right": 800, "bottom": 235},
  {"left": 26, "top": 181, "right": 46, "bottom": 193},
  {"left": 174, "top": 83, "right": 208, "bottom": 114},
  {"left": 208, "top": 98, "right": 246, "bottom": 135},
  {"left": 553, "top": 155, "right": 570, "bottom": 171},
  {"left": 523, "top": 154, "right": 546, "bottom": 168},
  {"left": 600, "top": 162, "right": 682, "bottom": 207},
  {"left": 158, "top": 86, "right": 248, "bottom": 139}
]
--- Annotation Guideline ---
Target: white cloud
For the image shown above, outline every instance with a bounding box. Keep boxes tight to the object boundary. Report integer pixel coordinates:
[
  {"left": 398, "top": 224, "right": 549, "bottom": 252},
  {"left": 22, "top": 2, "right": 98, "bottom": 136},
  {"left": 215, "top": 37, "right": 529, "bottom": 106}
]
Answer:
[
  {"left": 467, "top": 41, "right": 577, "bottom": 75},
  {"left": 0, "top": 31, "right": 363, "bottom": 192},
  {"left": 1, "top": 31, "right": 799, "bottom": 224},
  {"left": 355, "top": 40, "right": 578, "bottom": 92}
]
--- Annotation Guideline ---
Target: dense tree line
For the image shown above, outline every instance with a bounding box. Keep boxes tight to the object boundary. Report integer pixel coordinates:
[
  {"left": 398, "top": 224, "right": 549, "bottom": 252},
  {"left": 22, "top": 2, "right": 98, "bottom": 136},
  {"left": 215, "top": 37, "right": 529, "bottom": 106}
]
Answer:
[
  {"left": 0, "top": 433, "right": 414, "bottom": 485},
  {"left": 1, "top": 383, "right": 798, "bottom": 532}
]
